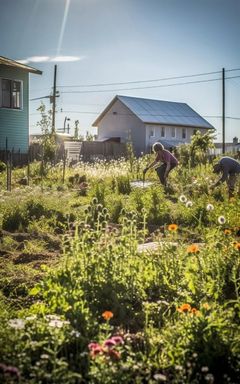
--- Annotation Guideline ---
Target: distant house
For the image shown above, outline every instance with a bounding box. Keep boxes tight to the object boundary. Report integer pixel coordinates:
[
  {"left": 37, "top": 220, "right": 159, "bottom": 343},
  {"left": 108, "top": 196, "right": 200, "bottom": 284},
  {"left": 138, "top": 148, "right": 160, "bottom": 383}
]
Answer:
[
  {"left": 0, "top": 56, "right": 42, "bottom": 153},
  {"left": 92, "top": 95, "right": 215, "bottom": 155}
]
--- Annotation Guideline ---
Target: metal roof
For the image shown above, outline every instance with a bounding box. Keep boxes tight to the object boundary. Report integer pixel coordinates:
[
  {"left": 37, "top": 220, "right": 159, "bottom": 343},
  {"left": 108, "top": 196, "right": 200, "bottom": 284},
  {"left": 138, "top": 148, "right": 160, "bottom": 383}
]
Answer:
[
  {"left": 0, "top": 55, "right": 42, "bottom": 75},
  {"left": 92, "top": 95, "right": 214, "bottom": 129}
]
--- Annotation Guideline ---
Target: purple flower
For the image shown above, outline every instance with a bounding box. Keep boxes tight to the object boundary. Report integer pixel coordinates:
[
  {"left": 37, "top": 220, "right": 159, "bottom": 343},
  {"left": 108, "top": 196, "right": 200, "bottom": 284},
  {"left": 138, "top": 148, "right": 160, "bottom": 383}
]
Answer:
[{"left": 88, "top": 342, "right": 100, "bottom": 351}]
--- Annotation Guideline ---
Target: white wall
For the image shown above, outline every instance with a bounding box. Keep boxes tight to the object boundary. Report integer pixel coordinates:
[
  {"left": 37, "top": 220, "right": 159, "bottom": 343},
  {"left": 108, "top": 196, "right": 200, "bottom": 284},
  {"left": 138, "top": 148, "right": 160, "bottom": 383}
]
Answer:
[
  {"left": 145, "top": 124, "right": 207, "bottom": 147},
  {"left": 97, "top": 99, "right": 146, "bottom": 154}
]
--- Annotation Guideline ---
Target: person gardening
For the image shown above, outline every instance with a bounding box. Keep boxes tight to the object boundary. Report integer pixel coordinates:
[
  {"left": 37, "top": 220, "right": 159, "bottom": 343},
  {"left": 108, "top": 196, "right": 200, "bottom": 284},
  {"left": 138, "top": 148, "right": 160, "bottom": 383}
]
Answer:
[
  {"left": 211, "top": 156, "right": 240, "bottom": 198},
  {"left": 143, "top": 142, "right": 178, "bottom": 186}
]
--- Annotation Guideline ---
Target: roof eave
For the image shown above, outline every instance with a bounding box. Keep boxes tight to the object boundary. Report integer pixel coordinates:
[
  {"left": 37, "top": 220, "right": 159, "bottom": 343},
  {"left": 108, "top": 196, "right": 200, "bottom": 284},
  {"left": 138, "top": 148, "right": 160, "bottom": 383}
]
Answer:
[{"left": 0, "top": 55, "right": 42, "bottom": 75}]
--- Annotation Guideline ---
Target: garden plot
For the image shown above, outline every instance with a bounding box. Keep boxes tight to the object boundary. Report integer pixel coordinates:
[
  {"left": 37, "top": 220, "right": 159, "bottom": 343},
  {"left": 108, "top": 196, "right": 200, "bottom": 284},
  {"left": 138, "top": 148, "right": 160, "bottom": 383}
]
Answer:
[{"left": 0, "top": 157, "right": 239, "bottom": 384}]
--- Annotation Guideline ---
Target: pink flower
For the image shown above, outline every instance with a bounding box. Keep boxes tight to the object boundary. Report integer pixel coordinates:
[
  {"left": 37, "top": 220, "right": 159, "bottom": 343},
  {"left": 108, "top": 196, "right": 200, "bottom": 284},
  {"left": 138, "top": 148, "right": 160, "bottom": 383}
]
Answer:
[
  {"left": 88, "top": 342, "right": 101, "bottom": 351},
  {"left": 111, "top": 336, "right": 124, "bottom": 345},
  {"left": 103, "top": 339, "right": 116, "bottom": 348}
]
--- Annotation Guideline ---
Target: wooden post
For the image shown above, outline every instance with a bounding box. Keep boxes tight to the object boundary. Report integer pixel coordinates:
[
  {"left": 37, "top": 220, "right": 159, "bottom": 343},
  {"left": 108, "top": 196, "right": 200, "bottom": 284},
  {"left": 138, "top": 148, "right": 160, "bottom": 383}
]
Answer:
[
  {"left": 62, "top": 149, "right": 67, "bottom": 184},
  {"left": 222, "top": 68, "right": 225, "bottom": 154},
  {"left": 52, "top": 64, "right": 57, "bottom": 134}
]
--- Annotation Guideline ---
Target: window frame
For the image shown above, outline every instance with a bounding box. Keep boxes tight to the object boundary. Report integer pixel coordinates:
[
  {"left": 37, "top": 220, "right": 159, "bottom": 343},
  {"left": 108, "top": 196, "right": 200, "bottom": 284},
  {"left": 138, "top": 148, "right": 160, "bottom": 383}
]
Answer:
[
  {"left": 0, "top": 77, "right": 23, "bottom": 110},
  {"left": 149, "top": 126, "right": 155, "bottom": 138},
  {"left": 171, "top": 126, "right": 176, "bottom": 138},
  {"left": 182, "top": 127, "right": 187, "bottom": 139},
  {"left": 160, "top": 126, "right": 165, "bottom": 138}
]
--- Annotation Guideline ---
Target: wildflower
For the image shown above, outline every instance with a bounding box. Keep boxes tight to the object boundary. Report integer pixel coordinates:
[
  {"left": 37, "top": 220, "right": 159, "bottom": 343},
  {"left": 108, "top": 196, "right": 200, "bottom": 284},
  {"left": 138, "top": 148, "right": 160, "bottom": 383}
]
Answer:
[
  {"left": 206, "top": 204, "right": 214, "bottom": 211},
  {"left": 88, "top": 342, "right": 101, "bottom": 351},
  {"left": 201, "top": 366, "right": 209, "bottom": 373},
  {"left": 179, "top": 195, "right": 187, "bottom": 203},
  {"left": 234, "top": 242, "right": 240, "bottom": 251},
  {"left": 191, "top": 308, "right": 200, "bottom": 316},
  {"left": 48, "top": 319, "right": 70, "bottom": 328},
  {"left": 218, "top": 216, "right": 226, "bottom": 225},
  {"left": 90, "top": 346, "right": 103, "bottom": 357},
  {"left": 202, "top": 303, "right": 210, "bottom": 310},
  {"left": 187, "top": 244, "right": 199, "bottom": 253},
  {"left": 224, "top": 229, "right": 231, "bottom": 235},
  {"left": 168, "top": 224, "right": 178, "bottom": 231},
  {"left": 102, "top": 311, "right": 114, "bottom": 320},
  {"left": 104, "top": 339, "right": 116, "bottom": 348},
  {"left": 111, "top": 336, "right": 124, "bottom": 345},
  {"left": 153, "top": 373, "right": 167, "bottom": 381},
  {"left": 108, "top": 349, "right": 121, "bottom": 360},
  {"left": 177, "top": 303, "right": 191, "bottom": 313},
  {"left": 186, "top": 201, "right": 193, "bottom": 208},
  {"left": 8, "top": 319, "right": 25, "bottom": 330}
]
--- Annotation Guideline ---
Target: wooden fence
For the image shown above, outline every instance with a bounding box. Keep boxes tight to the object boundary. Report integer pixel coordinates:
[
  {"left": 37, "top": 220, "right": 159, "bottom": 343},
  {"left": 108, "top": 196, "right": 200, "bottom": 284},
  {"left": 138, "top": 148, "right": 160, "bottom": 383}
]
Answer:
[{"left": 79, "top": 141, "right": 127, "bottom": 161}]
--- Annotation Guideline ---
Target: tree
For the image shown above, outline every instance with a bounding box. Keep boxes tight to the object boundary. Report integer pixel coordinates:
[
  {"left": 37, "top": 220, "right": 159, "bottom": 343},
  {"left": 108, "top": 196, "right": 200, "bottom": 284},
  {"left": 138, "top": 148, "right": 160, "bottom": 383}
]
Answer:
[{"left": 37, "top": 102, "right": 57, "bottom": 163}]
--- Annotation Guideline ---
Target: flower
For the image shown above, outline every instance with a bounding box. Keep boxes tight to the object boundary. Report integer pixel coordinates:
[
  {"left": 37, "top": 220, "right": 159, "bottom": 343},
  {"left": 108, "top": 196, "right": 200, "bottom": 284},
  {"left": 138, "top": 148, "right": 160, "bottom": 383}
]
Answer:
[
  {"left": 206, "top": 204, "right": 214, "bottom": 211},
  {"left": 88, "top": 342, "right": 100, "bottom": 351},
  {"left": 168, "top": 224, "right": 178, "bottom": 231},
  {"left": 186, "top": 201, "right": 193, "bottom": 208},
  {"left": 234, "top": 242, "right": 240, "bottom": 251},
  {"left": 224, "top": 229, "right": 231, "bottom": 235},
  {"left": 179, "top": 195, "right": 187, "bottom": 203},
  {"left": 90, "top": 346, "right": 103, "bottom": 357},
  {"left": 102, "top": 311, "right": 114, "bottom": 320},
  {"left": 8, "top": 319, "right": 25, "bottom": 330},
  {"left": 108, "top": 349, "right": 121, "bottom": 360},
  {"left": 111, "top": 336, "right": 124, "bottom": 345},
  {"left": 202, "top": 303, "right": 210, "bottom": 310},
  {"left": 103, "top": 339, "right": 116, "bottom": 348},
  {"left": 218, "top": 216, "right": 226, "bottom": 225},
  {"left": 191, "top": 308, "right": 200, "bottom": 316},
  {"left": 187, "top": 244, "right": 199, "bottom": 253},
  {"left": 177, "top": 303, "right": 191, "bottom": 313}
]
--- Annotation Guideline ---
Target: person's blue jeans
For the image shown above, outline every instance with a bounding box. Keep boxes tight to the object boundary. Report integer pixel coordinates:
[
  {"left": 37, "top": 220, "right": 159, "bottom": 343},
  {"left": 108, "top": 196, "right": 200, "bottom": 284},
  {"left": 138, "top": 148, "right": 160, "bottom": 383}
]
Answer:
[{"left": 155, "top": 163, "right": 177, "bottom": 185}]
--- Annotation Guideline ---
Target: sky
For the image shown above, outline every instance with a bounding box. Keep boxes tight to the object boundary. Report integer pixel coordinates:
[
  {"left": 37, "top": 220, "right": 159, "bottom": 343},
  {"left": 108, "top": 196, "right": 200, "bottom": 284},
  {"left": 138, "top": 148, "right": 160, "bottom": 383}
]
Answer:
[{"left": 0, "top": 0, "right": 240, "bottom": 142}]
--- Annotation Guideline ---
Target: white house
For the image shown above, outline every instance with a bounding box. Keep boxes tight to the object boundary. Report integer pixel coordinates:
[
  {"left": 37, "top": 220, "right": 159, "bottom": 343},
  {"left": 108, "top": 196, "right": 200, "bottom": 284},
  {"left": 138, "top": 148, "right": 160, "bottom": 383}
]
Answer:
[{"left": 92, "top": 95, "right": 215, "bottom": 155}]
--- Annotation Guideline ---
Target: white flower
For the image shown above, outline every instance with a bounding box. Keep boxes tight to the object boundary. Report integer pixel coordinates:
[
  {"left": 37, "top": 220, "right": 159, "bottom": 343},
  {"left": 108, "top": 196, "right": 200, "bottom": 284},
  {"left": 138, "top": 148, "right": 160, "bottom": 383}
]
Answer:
[
  {"left": 179, "top": 195, "right": 187, "bottom": 203},
  {"left": 218, "top": 216, "right": 226, "bottom": 225},
  {"left": 48, "top": 319, "right": 70, "bottom": 328},
  {"left": 9, "top": 319, "right": 25, "bottom": 329},
  {"left": 206, "top": 204, "right": 214, "bottom": 211},
  {"left": 186, "top": 201, "right": 193, "bottom": 208},
  {"left": 25, "top": 315, "right": 37, "bottom": 321}
]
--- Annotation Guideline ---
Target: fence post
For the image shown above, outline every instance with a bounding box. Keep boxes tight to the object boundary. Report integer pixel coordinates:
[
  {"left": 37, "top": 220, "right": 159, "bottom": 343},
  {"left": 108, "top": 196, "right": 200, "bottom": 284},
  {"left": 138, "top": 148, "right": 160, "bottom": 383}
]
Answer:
[
  {"left": 27, "top": 149, "right": 30, "bottom": 186},
  {"left": 62, "top": 149, "right": 67, "bottom": 184},
  {"left": 6, "top": 150, "right": 12, "bottom": 192}
]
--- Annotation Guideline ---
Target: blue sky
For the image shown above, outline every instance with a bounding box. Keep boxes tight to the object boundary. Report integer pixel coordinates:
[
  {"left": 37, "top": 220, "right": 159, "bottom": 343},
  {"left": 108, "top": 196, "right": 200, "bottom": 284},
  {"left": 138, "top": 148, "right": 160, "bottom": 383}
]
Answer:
[{"left": 0, "top": 0, "right": 240, "bottom": 141}]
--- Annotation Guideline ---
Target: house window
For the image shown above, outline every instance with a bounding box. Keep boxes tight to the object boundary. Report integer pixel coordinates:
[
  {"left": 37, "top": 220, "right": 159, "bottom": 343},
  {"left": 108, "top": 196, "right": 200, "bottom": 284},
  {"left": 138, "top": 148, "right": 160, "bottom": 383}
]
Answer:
[
  {"left": 182, "top": 127, "right": 187, "bottom": 139},
  {"left": 160, "top": 126, "right": 165, "bottom": 137},
  {"left": 171, "top": 127, "right": 176, "bottom": 138},
  {"left": 1, "top": 79, "right": 22, "bottom": 109},
  {"left": 149, "top": 126, "right": 155, "bottom": 137}
]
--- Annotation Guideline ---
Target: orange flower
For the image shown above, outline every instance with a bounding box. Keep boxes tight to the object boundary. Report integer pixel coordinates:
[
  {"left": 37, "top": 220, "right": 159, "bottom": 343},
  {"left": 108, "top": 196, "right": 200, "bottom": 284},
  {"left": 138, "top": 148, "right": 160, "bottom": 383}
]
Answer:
[
  {"left": 187, "top": 244, "right": 199, "bottom": 253},
  {"left": 177, "top": 303, "right": 191, "bottom": 313},
  {"left": 224, "top": 229, "right": 231, "bottom": 235},
  {"left": 168, "top": 224, "right": 178, "bottom": 231},
  {"left": 102, "top": 311, "right": 114, "bottom": 320},
  {"left": 191, "top": 308, "right": 200, "bottom": 316},
  {"left": 234, "top": 242, "right": 240, "bottom": 251}
]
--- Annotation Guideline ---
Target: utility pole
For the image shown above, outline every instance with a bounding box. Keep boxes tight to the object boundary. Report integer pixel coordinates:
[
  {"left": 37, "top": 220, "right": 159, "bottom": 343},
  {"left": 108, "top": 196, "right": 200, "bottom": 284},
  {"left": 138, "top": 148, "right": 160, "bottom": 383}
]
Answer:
[
  {"left": 52, "top": 64, "right": 57, "bottom": 133},
  {"left": 222, "top": 67, "right": 225, "bottom": 154}
]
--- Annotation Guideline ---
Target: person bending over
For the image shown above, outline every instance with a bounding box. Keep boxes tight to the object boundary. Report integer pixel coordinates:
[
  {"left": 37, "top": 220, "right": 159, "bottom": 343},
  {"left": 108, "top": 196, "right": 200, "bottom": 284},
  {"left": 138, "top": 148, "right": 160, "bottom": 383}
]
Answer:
[
  {"left": 143, "top": 142, "right": 178, "bottom": 186},
  {"left": 211, "top": 156, "right": 240, "bottom": 198}
]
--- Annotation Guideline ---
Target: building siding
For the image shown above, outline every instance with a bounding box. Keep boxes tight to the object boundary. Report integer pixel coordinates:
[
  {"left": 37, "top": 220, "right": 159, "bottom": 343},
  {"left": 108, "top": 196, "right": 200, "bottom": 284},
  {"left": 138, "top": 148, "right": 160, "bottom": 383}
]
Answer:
[
  {"left": 97, "top": 99, "right": 146, "bottom": 155},
  {"left": 0, "top": 66, "right": 29, "bottom": 153}
]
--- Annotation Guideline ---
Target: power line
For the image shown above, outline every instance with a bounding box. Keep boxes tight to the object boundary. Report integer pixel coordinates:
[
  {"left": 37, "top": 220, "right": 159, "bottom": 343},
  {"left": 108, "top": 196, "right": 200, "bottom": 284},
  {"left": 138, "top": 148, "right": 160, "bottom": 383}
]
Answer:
[
  {"left": 60, "top": 75, "right": 240, "bottom": 94},
  {"left": 57, "top": 68, "right": 240, "bottom": 88}
]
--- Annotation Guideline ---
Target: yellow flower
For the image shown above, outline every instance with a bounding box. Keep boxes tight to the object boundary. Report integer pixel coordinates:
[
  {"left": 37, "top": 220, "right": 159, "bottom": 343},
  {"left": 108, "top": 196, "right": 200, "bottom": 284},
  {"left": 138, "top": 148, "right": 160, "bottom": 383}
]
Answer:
[
  {"left": 202, "top": 303, "right": 210, "bottom": 310},
  {"left": 187, "top": 244, "right": 199, "bottom": 254},
  {"left": 168, "top": 224, "right": 178, "bottom": 231},
  {"left": 102, "top": 311, "right": 114, "bottom": 321},
  {"left": 191, "top": 308, "right": 200, "bottom": 316}
]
